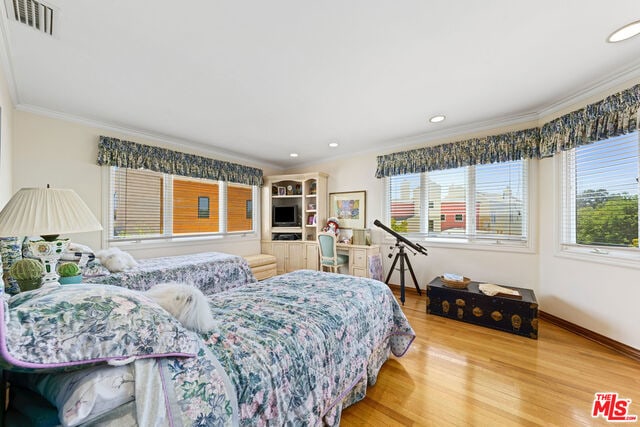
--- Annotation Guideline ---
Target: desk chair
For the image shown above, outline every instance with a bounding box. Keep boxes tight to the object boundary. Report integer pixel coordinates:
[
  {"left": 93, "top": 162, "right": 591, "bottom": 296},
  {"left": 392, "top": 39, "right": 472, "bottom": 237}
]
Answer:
[{"left": 317, "top": 232, "right": 349, "bottom": 273}]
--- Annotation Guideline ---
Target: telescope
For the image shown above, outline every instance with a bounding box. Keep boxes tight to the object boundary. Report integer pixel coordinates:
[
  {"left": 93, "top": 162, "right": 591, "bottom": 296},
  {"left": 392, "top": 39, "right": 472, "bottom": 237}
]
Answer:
[
  {"left": 373, "top": 219, "right": 428, "bottom": 256},
  {"left": 373, "top": 219, "right": 427, "bottom": 305}
]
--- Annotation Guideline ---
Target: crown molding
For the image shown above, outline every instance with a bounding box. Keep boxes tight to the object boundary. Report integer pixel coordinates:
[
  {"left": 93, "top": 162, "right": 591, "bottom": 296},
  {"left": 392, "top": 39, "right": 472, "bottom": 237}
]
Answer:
[
  {"left": 382, "top": 111, "right": 541, "bottom": 154},
  {"left": 539, "top": 57, "right": 640, "bottom": 119},
  {"left": 14, "top": 103, "right": 284, "bottom": 171}
]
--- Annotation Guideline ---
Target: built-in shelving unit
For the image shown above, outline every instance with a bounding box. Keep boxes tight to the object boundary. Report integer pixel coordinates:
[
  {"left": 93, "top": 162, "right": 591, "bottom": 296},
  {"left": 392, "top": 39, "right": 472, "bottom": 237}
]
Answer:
[{"left": 261, "top": 172, "right": 328, "bottom": 274}]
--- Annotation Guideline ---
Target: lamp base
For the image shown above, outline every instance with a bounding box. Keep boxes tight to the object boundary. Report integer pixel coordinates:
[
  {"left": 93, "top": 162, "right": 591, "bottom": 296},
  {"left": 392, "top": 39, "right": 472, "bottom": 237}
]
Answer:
[{"left": 28, "top": 239, "right": 69, "bottom": 283}]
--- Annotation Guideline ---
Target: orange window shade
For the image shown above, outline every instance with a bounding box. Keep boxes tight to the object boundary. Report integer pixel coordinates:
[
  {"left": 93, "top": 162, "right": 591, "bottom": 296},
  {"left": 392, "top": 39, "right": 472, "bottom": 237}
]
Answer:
[
  {"left": 173, "top": 179, "right": 219, "bottom": 234},
  {"left": 228, "top": 185, "right": 253, "bottom": 232}
]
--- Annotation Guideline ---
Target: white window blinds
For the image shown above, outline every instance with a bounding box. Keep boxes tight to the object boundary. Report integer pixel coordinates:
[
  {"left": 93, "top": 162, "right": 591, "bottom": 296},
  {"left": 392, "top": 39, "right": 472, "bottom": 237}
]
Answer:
[
  {"left": 387, "top": 173, "right": 422, "bottom": 234},
  {"left": 475, "top": 161, "right": 527, "bottom": 240},
  {"left": 386, "top": 160, "right": 529, "bottom": 243},
  {"left": 109, "top": 167, "right": 255, "bottom": 242},
  {"left": 427, "top": 167, "right": 468, "bottom": 237},
  {"left": 562, "top": 132, "right": 639, "bottom": 249},
  {"left": 111, "top": 167, "right": 164, "bottom": 239}
]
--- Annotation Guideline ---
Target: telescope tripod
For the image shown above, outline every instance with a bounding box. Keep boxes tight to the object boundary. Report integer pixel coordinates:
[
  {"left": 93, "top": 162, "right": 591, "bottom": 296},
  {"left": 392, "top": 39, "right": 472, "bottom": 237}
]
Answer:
[{"left": 385, "top": 241, "right": 422, "bottom": 305}]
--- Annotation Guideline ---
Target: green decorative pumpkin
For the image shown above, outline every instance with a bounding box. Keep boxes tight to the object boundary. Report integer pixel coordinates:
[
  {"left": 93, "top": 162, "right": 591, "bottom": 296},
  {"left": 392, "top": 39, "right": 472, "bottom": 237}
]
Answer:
[
  {"left": 9, "top": 259, "right": 44, "bottom": 292},
  {"left": 58, "top": 262, "right": 81, "bottom": 277}
]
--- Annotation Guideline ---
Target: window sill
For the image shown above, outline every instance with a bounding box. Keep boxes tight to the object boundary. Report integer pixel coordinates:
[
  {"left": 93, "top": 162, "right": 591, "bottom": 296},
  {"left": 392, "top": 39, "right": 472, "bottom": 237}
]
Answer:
[
  {"left": 109, "top": 232, "right": 259, "bottom": 251},
  {"left": 382, "top": 237, "right": 535, "bottom": 254},
  {"left": 556, "top": 245, "right": 640, "bottom": 270}
]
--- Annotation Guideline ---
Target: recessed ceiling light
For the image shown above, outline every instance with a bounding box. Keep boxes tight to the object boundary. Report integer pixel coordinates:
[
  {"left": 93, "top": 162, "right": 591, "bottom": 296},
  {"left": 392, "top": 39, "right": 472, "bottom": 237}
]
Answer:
[
  {"left": 328, "top": 142, "right": 339, "bottom": 148},
  {"left": 607, "top": 20, "right": 640, "bottom": 42},
  {"left": 289, "top": 153, "right": 299, "bottom": 158},
  {"left": 429, "top": 115, "right": 446, "bottom": 123}
]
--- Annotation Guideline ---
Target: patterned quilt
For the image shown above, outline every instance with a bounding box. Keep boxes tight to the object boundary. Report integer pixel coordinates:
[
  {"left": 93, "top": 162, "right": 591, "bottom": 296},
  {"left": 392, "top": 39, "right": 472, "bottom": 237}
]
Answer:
[
  {"left": 0, "top": 270, "right": 414, "bottom": 426},
  {"left": 198, "top": 270, "right": 415, "bottom": 425},
  {"left": 84, "top": 251, "right": 256, "bottom": 294}
]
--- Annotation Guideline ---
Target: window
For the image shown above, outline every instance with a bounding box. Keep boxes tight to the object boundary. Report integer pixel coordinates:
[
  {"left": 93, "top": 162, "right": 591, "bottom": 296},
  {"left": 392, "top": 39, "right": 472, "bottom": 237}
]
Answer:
[
  {"left": 173, "top": 179, "right": 219, "bottom": 234},
  {"left": 227, "top": 184, "right": 254, "bottom": 232},
  {"left": 112, "top": 168, "right": 164, "bottom": 238},
  {"left": 197, "top": 197, "right": 210, "bottom": 219},
  {"left": 109, "top": 167, "right": 256, "bottom": 241},
  {"left": 561, "top": 132, "right": 639, "bottom": 260},
  {"left": 386, "top": 160, "right": 529, "bottom": 245}
]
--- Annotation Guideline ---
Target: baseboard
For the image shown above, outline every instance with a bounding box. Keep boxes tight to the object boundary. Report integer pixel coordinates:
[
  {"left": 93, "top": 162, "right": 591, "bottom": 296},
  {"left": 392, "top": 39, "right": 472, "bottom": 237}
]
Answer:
[
  {"left": 539, "top": 311, "right": 640, "bottom": 362},
  {"left": 387, "top": 283, "right": 424, "bottom": 296}
]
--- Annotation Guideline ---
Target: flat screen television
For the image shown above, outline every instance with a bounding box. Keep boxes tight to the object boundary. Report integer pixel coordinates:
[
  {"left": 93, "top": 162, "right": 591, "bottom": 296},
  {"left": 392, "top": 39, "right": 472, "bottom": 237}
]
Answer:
[{"left": 273, "top": 205, "right": 298, "bottom": 227}]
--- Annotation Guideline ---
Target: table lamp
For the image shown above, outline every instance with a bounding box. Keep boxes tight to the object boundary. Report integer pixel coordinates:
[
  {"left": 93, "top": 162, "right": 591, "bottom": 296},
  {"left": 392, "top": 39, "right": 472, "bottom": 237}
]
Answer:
[{"left": 0, "top": 186, "right": 103, "bottom": 284}]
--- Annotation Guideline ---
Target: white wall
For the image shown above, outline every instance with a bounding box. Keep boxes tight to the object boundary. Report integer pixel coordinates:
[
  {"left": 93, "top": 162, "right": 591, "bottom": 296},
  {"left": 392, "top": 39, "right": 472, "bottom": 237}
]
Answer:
[
  {"left": 0, "top": 58, "right": 13, "bottom": 207},
  {"left": 12, "top": 110, "right": 278, "bottom": 258},
  {"left": 537, "top": 156, "right": 640, "bottom": 349}
]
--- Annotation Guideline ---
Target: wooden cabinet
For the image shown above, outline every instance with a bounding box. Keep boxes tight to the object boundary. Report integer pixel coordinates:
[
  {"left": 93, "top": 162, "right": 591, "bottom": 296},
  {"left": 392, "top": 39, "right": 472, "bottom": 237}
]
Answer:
[
  {"left": 262, "top": 173, "right": 327, "bottom": 273},
  {"left": 336, "top": 243, "right": 381, "bottom": 278},
  {"left": 262, "top": 172, "right": 328, "bottom": 243},
  {"left": 305, "top": 243, "right": 319, "bottom": 270},
  {"left": 268, "top": 242, "right": 287, "bottom": 275},
  {"left": 263, "top": 241, "right": 314, "bottom": 274},
  {"left": 287, "top": 242, "right": 306, "bottom": 272}
]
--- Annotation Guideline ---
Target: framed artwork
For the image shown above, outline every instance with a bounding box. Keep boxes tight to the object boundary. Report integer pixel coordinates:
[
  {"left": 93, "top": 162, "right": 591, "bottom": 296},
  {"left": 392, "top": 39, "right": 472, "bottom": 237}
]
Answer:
[
  {"left": 277, "top": 186, "right": 286, "bottom": 196},
  {"left": 329, "top": 191, "right": 366, "bottom": 229}
]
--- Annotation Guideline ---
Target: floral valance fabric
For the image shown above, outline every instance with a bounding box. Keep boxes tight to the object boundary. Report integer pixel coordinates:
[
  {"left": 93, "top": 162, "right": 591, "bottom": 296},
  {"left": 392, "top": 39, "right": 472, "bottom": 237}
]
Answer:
[
  {"left": 539, "top": 83, "right": 640, "bottom": 157},
  {"left": 375, "top": 128, "right": 540, "bottom": 178},
  {"left": 97, "top": 136, "right": 263, "bottom": 186},
  {"left": 376, "top": 83, "right": 640, "bottom": 178}
]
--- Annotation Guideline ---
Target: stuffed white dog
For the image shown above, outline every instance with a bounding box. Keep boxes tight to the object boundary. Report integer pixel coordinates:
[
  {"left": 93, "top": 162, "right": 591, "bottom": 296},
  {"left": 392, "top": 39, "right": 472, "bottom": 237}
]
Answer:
[
  {"left": 95, "top": 247, "right": 138, "bottom": 273},
  {"left": 144, "top": 282, "right": 215, "bottom": 333}
]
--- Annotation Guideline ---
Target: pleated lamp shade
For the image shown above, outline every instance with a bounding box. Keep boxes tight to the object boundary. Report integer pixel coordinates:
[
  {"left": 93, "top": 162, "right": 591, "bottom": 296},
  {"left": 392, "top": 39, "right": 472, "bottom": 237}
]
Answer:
[{"left": 0, "top": 188, "right": 103, "bottom": 238}]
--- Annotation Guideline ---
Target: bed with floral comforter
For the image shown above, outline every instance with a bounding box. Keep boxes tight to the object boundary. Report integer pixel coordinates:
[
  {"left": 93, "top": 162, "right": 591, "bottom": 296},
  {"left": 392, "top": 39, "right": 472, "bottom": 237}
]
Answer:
[
  {"left": 83, "top": 251, "right": 256, "bottom": 294},
  {"left": 0, "top": 270, "right": 414, "bottom": 426}
]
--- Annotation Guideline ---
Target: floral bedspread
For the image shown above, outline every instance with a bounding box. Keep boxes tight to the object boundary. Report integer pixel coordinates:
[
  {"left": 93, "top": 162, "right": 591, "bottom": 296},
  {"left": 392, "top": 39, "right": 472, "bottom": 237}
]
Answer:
[
  {"left": 84, "top": 251, "right": 256, "bottom": 294},
  {"left": 202, "top": 269, "right": 415, "bottom": 426},
  {"left": 0, "top": 270, "right": 414, "bottom": 426}
]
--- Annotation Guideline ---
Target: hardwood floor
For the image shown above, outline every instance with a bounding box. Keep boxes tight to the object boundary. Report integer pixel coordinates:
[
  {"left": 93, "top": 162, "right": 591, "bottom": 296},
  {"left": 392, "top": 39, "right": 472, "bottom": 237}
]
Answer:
[{"left": 341, "top": 288, "right": 640, "bottom": 426}]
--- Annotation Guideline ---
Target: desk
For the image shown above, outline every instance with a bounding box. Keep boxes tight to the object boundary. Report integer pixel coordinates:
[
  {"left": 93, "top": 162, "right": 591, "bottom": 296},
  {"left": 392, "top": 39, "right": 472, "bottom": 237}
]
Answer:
[{"left": 336, "top": 243, "right": 380, "bottom": 278}]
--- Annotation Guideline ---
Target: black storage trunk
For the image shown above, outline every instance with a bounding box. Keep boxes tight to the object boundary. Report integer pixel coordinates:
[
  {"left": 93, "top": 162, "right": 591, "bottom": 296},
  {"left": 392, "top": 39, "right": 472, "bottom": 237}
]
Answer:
[{"left": 426, "top": 276, "right": 539, "bottom": 339}]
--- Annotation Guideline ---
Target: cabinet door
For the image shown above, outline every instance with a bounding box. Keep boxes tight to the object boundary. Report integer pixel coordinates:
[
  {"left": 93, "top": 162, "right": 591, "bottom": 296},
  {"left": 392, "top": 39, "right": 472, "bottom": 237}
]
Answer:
[
  {"left": 287, "top": 242, "right": 305, "bottom": 272},
  {"left": 305, "top": 243, "right": 319, "bottom": 270},
  {"left": 352, "top": 267, "right": 368, "bottom": 278},
  {"left": 271, "top": 242, "right": 287, "bottom": 275},
  {"left": 352, "top": 249, "right": 367, "bottom": 269}
]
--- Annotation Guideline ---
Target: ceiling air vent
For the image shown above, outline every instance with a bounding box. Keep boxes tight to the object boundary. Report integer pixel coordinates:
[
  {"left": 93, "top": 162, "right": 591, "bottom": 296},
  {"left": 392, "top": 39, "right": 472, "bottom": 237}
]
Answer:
[{"left": 7, "top": 0, "right": 54, "bottom": 36}]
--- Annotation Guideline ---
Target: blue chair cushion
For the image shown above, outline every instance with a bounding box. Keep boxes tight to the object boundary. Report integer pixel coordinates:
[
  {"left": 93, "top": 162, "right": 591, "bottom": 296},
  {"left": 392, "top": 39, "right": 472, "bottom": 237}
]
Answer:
[{"left": 322, "top": 254, "right": 349, "bottom": 266}]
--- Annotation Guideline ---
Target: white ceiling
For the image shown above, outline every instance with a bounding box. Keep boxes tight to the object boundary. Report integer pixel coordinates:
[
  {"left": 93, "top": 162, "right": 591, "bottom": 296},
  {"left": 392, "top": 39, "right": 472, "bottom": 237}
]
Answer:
[{"left": 2, "top": 1, "right": 640, "bottom": 169}]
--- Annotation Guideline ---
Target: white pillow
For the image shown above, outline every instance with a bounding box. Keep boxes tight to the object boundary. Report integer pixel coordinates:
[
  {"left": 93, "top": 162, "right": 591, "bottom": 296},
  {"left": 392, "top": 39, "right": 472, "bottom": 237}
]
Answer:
[{"left": 16, "top": 365, "right": 134, "bottom": 427}]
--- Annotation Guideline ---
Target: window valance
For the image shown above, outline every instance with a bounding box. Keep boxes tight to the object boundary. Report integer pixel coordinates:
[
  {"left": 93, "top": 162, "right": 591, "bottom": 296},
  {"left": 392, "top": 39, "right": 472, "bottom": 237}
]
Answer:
[
  {"left": 375, "top": 127, "right": 540, "bottom": 178},
  {"left": 376, "top": 83, "right": 640, "bottom": 178},
  {"left": 539, "top": 83, "right": 640, "bottom": 157},
  {"left": 97, "top": 136, "right": 263, "bottom": 187}
]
